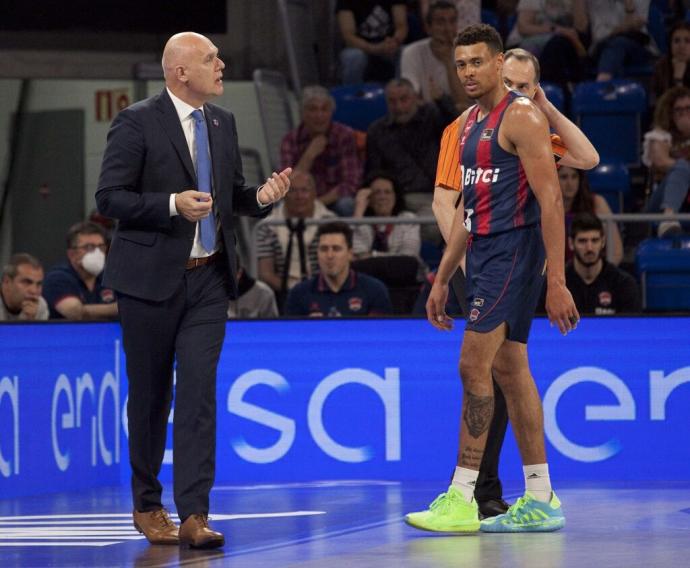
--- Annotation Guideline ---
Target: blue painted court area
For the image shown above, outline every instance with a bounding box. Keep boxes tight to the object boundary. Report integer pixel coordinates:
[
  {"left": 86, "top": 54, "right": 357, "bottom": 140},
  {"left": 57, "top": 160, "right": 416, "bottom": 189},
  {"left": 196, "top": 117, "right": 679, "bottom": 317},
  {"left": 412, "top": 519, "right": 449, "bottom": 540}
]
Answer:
[{"left": 2, "top": 480, "right": 689, "bottom": 567}]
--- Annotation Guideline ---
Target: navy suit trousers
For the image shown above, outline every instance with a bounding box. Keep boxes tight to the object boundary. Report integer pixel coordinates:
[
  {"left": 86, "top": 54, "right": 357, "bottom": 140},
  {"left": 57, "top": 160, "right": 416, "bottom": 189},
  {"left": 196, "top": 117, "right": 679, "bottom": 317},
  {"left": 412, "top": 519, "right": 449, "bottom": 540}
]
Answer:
[{"left": 118, "top": 260, "right": 229, "bottom": 520}]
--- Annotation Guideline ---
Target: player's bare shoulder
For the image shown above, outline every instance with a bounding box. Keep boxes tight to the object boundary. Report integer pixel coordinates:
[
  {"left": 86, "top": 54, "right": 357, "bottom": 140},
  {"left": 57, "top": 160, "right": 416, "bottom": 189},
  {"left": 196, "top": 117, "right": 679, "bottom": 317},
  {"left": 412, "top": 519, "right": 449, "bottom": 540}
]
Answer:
[{"left": 500, "top": 96, "right": 550, "bottom": 151}]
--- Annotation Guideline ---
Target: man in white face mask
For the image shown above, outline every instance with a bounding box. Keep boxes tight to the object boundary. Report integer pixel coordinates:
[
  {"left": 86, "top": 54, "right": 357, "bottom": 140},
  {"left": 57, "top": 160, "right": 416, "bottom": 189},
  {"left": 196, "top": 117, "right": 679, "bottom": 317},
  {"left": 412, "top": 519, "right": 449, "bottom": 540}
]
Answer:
[{"left": 42, "top": 221, "right": 118, "bottom": 320}]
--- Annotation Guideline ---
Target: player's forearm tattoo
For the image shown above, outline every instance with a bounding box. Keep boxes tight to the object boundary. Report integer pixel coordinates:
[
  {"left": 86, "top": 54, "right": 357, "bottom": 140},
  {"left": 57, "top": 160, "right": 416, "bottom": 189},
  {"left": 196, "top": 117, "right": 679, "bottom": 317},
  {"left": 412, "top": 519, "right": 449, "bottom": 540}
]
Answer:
[
  {"left": 460, "top": 446, "right": 483, "bottom": 468},
  {"left": 463, "top": 391, "right": 494, "bottom": 438}
]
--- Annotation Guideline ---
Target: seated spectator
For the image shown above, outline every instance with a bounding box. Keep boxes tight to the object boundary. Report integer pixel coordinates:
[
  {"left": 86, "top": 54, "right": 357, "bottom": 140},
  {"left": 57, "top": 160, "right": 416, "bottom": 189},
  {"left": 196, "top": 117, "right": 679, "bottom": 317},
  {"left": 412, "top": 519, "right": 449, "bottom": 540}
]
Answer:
[
  {"left": 367, "top": 78, "right": 453, "bottom": 237},
  {"left": 643, "top": 85, "right": 690, "bottom": 237},
  {"left": 505, "top": 0, "right": 586, "bottom": 89},
  {"left": 280, "top": 86, "right": 362, "bottom": 216},
  {"left": 0, "top": 253, "right": 49, "bottom": 321},
  {"left": 285, "top": 221, "right": 393, "bottom": 316},
  {"left": 227, "top": 264, "right": 278, "bottom": 319},
  {"left": 564, "top": 213, "right": 640, "bottom": 314},
  {"left": 401, "top": 1, "right": 471, "bottom": 111},
  {"left": 579, "top": 0, "right": 658, "bottom": 82},
  {"left": 419, "top": 0, "right": 481, "bottom": 34},
  {"left": 42, "top": 221, "right": 117, "bottom": 320},
  {"left": 559, "top": 166, "right": 623, "bottom": 264},
  {"left": 652, "top": 22, "right": 690, "bottom": 102},
  {"left": 336, "top": 0, "right": 408, "bottom": 84},
  {"left": 257, "top": 171, "right": 336, "bottom": 303},
  {"left": 352, "top": 171, "right": 421, "bottom": 259}
]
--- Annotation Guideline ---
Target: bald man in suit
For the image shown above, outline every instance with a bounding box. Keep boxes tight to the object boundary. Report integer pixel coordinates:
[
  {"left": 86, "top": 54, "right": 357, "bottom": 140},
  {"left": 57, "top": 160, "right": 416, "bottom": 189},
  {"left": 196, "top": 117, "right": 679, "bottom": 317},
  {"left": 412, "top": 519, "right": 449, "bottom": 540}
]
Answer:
[{"left": 97, "top": 32, "right": 291, "bottom": 549}]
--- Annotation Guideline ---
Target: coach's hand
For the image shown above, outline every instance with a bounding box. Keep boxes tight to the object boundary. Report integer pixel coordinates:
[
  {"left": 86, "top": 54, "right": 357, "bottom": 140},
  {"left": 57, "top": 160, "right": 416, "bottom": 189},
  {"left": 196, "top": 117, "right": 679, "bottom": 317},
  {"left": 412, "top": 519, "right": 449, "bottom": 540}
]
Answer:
[
  {"left": 175, "top": 190, "right": 213, "bottom": 222},
  {"left": 427, "top": 281, "right": 453, "bottom": 331},
  {"left": 546, "top": 282, "right": 580, "bottom": 335},
  {"left": 258, "top": 167, "right": 292, "bottom": 205}
]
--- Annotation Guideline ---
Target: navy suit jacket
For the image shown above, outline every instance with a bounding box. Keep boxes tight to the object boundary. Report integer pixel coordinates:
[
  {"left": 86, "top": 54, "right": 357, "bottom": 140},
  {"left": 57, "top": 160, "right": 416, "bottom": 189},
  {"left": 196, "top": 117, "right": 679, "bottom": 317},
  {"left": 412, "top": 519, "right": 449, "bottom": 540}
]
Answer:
[{"left": 96, "top": 89, "right": 270, "bottom": 302}]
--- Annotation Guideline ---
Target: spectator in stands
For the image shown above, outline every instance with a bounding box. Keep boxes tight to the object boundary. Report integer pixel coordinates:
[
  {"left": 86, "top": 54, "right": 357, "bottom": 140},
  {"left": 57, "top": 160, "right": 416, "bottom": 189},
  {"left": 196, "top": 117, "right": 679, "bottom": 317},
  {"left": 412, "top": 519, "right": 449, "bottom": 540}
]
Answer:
[
  {"left": 419, "top": 0, "right": 481, "bottom": 34},
  {"left": 367, "top": 78, "right": 453, "bottom": 234},
  {"left": 42, "top": 222, "right": 117, "bottom": 320},
  {"left": 559, "top": 166, "right": 624, "bottom": 264},
  {"left": 280, "top": 85, "right": 362, "bottom": 216},
  {"left": 564, "top": 213, "right": 640, "bottom": 314},
  {"left": 505, "top": 0, "right": 587, "bottom": 90},
  {"left": 257, "top": 171, "right": 336, "bottom": 303},
  {"left": 577, "top": 0, "right": 658, "bottom": 81},
  {"left": 352, "top": 170, "right": 421, "bottom": 259},
  {"left": 401, "top": 1, "right": 472, "bottom": 111},
  {"left": 336, "top": 0, "right": 408, "bottom": 84},
  {"left": 285, "top": 221, "right": 392, "bottom": 316},
  {"left": 652, "top": 22, "right": 690, "bottom": 102},
  {"left": 643, "top": 85, "right": 690, "bottom": 237},
  {"left": 0, "top": 253, "right": 49, "bottom": 321},
  {"left": 227, "top": 264, "right": 278, "bottom": 319}
]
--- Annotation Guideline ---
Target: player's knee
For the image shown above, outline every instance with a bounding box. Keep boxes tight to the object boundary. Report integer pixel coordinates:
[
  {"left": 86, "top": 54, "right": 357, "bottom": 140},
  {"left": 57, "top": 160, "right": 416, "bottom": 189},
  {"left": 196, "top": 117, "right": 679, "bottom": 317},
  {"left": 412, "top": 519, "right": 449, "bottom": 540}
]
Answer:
[{"left": 459, "top": 357, "right": 491, "bottom": 388}]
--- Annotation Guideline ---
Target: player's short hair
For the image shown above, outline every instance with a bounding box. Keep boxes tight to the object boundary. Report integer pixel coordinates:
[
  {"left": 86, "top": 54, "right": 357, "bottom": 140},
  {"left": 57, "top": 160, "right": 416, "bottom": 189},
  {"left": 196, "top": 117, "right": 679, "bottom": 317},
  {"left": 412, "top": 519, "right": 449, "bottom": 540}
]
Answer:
[
  {"left": 317, "top": 221, "right": 353, "bottom": 249},
  {"left": 426, "top": 0, "right": 457, "bottom": 25},
  {"left": 570, "top": 212, "right": 604, "bottom": 239},
  {"left": 504, "top": 48, "right": 541, "bottom": 83},
  {"left": 2, "top": 253, "right": 43, "bottom": 280},
  {"left": 454, "top": 23, "right": 503, "bottom": 54}
]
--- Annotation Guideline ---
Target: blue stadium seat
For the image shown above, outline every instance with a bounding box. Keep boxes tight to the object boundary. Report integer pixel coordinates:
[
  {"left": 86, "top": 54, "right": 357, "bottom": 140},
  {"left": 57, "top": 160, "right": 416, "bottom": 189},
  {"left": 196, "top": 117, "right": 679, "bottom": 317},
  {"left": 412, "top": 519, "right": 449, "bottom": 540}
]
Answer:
[
  {"left": 572, "top": 80, "right": 647, "bottom": 167},
  {"left": 636, "top": 237, "right": 690, "bottom": 310},
  {"left": 587, "top": 161, "right": 630, "bottom": 213},
  {"left": 541, "top": 82, "right": 565, "bottom": 113},
  {"left": 330, "top": 83, "right": 387, "bottom": 132}
]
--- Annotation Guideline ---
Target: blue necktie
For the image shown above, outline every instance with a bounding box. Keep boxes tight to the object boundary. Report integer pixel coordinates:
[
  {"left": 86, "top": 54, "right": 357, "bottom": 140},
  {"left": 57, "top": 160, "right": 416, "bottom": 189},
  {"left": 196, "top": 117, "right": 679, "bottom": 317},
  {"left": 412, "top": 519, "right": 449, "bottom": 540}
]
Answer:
[{"left": 191, "top": 109, "right": 216, "bottom": 253}]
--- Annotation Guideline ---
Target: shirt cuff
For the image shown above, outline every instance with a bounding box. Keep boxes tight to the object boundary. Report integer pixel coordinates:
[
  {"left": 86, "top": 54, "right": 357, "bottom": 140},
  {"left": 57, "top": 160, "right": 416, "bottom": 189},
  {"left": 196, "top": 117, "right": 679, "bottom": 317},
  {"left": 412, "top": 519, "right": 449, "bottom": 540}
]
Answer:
[
  {"left": 257, "top": 185, "right": 270, "bottom": 208},
  {"left": 169, "top": 194, "right": 178, "bottom": 217}
]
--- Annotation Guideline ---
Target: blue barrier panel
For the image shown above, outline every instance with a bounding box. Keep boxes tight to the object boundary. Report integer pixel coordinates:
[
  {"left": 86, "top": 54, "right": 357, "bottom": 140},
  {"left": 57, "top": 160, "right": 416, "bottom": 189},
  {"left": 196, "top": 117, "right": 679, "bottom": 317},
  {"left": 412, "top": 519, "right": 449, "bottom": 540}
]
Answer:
[{"left": 1, "top": 318, "right": 689, "bottom": 499}]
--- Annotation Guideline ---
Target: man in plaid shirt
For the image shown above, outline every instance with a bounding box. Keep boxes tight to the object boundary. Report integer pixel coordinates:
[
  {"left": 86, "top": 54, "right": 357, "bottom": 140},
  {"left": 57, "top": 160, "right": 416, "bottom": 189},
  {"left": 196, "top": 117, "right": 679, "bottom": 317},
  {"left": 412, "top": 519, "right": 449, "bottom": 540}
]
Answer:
[{"left": 280, "top": 85, "right": 362, "bottom": 216}]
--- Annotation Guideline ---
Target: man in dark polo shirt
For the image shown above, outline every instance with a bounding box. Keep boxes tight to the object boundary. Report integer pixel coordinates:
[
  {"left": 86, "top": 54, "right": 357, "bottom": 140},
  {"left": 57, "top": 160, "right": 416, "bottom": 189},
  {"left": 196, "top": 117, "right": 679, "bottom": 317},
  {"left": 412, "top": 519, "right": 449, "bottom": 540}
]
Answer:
[
  {"left": 566, "top": 213, "right": 640, "bottom": 315},
  {"left": 42, "top": 221, "right": 118, "bottom": 320},
  {"left": 285, "top": 221, "right": 392, "bottom": 316}
]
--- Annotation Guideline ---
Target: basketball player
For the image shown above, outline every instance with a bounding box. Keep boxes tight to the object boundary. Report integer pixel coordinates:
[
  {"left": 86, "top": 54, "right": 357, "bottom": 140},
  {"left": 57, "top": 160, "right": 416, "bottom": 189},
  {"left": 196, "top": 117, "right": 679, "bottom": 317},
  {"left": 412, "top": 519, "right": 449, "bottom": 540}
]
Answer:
[
  {"left": 431, "top": 46, "right": 599, "bottom": 521},
  {"left": 405, "top": 24, "right": 579, "bottom": 533}
]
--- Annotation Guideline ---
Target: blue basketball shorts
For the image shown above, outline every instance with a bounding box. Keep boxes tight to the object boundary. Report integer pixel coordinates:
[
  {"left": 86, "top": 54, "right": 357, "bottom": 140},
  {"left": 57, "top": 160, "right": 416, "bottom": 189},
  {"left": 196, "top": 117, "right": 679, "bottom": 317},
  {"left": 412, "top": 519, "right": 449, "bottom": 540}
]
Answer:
[{"left": 465, "top": 224, "right": 546, "bottom": 344}]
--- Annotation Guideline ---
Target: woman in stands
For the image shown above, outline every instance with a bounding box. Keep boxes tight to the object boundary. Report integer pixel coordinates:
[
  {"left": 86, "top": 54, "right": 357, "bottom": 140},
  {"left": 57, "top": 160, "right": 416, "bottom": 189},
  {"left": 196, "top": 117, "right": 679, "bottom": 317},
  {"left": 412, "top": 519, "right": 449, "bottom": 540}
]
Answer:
[
  {"left": 652, "top": 22, "right": 690, "bottom": 102},
  {"left": 643, "top": 85, "right": 690, "bottom": 237},
  {"left": 352, "top": 170, "right": 421, "bottom": 259},
  {"left": 559, "top": 165, "right": 624, "bottom": 264}
]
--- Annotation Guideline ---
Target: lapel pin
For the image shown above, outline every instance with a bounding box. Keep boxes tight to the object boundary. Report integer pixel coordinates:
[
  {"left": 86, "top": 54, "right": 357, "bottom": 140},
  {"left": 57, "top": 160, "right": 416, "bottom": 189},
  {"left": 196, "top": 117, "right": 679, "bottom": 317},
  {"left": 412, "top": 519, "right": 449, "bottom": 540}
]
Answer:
[{"left": 212, "top": 118, "right": 219, "bottom": 127}]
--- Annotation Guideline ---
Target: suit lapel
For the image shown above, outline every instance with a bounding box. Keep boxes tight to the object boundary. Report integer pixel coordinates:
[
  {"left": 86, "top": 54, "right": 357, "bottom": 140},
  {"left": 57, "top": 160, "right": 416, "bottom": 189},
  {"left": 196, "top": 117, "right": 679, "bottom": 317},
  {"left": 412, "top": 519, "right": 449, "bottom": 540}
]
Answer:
[
  {"left": 204, "top": 105, "right": 225, "bottom": 195},
  {"left": 155, "top": 90, "right": 196, "bottom": 183}
]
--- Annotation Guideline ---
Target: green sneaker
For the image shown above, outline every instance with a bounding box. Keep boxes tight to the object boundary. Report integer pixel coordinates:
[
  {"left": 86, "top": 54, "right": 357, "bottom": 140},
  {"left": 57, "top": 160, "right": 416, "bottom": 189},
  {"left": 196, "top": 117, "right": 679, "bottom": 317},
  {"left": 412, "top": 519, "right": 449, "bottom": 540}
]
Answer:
[
  {"left": 405, "top": 486, "right": 480, "bottom": 533},
  {"left": 480, "top": 491, "right": 565, "bottom": 533}
]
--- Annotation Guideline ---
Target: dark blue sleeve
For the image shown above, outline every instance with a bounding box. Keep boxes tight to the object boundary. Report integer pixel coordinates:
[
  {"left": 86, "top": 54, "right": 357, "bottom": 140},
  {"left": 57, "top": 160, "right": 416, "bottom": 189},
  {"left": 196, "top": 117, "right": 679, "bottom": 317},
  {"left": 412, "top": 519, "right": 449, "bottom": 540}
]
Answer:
[
  {"left": 367, "top": 277, "right": 393, "bottom": 315},
  {"left": 284, "top": 283, "right": 307, "bottom": 316},
  {"left": 42, "top": 270, "right": 81, "bottom": 318}
]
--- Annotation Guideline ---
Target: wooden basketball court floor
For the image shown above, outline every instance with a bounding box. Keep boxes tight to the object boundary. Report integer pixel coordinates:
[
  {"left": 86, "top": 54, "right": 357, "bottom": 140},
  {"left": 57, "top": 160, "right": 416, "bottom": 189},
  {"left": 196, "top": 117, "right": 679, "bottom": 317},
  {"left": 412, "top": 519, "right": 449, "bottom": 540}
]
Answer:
[{"left": 2, "top": 480, "right": 689, "bottom": 567}]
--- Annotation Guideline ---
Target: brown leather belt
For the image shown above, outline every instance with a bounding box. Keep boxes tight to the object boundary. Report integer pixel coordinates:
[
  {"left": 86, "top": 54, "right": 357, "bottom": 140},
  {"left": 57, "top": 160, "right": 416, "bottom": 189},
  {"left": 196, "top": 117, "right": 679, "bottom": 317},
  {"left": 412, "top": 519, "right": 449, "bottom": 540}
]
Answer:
[{"left": 186, "top": 252, "right": 220, "bottom": 270}]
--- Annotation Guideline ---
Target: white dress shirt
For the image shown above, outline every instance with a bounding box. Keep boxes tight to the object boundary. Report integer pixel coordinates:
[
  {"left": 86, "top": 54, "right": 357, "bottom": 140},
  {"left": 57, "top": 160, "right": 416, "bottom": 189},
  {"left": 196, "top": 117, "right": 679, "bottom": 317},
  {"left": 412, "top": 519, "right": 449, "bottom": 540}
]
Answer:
[{"left": 166, "top": 87, "right": 219, "bottom": 258}]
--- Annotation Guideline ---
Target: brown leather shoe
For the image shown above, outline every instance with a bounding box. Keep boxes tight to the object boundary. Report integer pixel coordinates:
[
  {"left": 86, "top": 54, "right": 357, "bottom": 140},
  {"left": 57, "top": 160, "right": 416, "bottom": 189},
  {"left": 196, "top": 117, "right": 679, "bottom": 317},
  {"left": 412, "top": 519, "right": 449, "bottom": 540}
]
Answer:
[
  {"left": 133, "top": 508, "right": 179, "bottom": 545},
  {"left": 179, "top": 514, "right": 225, "bottom": 549}
]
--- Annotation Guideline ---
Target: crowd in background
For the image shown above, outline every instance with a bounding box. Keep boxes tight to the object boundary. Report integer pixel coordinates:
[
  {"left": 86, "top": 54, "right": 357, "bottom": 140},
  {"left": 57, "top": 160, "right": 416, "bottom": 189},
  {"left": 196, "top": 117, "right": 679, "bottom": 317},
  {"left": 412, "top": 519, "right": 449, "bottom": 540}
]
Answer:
[{"left": 6, "top": 0, "right": 690, "bottom": 322}]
